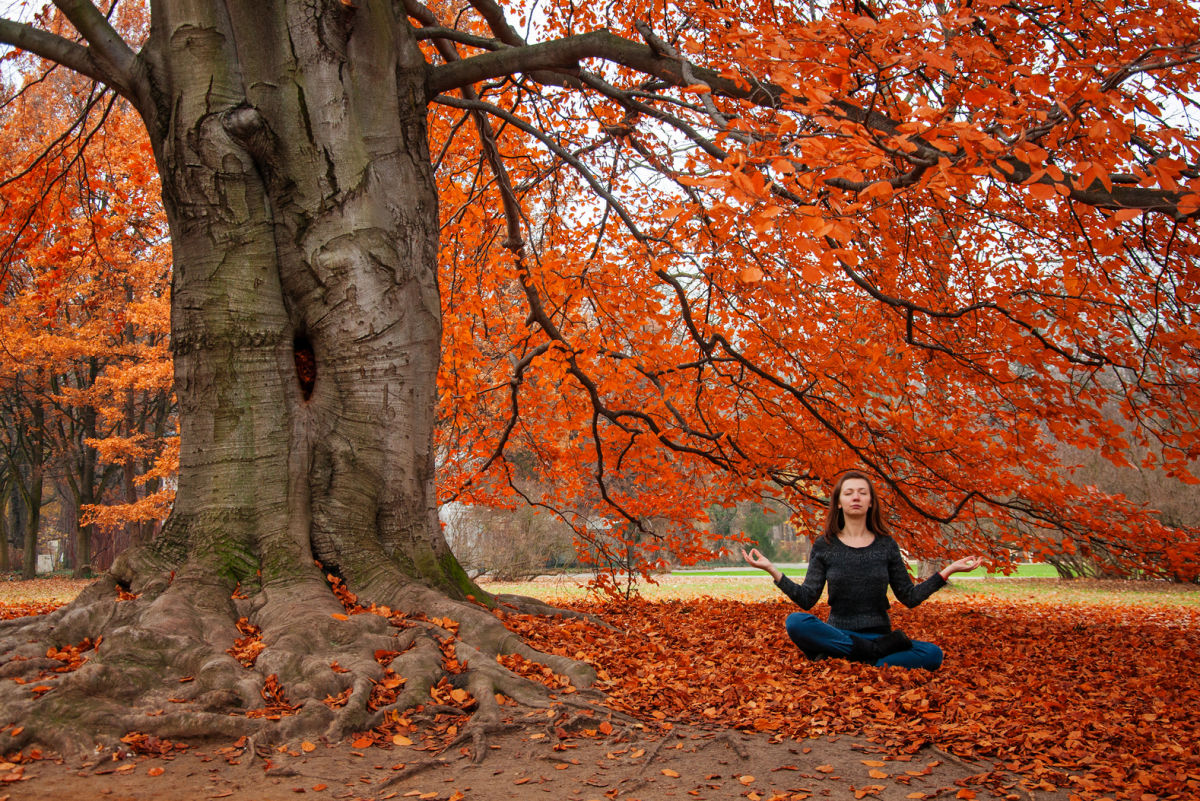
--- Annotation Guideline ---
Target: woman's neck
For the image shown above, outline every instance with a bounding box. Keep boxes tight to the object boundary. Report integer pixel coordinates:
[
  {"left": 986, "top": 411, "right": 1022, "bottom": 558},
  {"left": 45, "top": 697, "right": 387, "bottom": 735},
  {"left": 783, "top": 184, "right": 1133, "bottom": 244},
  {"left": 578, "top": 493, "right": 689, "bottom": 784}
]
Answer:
[{"left": 839, "top": 520, "right": 873, "bottom": 543}]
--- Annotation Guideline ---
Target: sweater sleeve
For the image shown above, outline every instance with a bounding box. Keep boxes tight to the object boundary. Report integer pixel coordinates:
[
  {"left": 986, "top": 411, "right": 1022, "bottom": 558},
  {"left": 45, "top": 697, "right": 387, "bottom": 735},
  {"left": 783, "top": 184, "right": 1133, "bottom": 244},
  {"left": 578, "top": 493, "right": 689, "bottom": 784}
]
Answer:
[
  {"left": 886, "top": 539, "right": 947, "bottom": 608},
  {"left": 774, "top": 539, "right": 827, "bottom": 609}
]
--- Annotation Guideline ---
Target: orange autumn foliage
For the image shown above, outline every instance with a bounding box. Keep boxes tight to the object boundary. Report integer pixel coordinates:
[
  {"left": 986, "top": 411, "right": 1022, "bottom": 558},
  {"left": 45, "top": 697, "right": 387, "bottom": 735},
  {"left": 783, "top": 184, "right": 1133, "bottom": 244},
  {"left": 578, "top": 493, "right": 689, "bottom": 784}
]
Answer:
[
  {"left": 429, "top": 0, "right": 1200, "bottom": 584},
  {"left": 0, "top": 37, "right": 173, "bottom": 565},
  {"left": 3, "top": 584, "right": 1195, "bottom": 801},
  {"left": 501, "top": 595, "right": 1200, "bottom": 801}
]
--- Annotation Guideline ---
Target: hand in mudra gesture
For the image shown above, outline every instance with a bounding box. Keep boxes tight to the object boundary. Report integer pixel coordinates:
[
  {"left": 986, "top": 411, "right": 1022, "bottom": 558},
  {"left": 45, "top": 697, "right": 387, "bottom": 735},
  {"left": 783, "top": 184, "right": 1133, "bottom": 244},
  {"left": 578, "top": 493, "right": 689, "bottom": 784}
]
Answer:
[
  {"left": 741, "top": 547, "right": 774, "bottom": 571},
  {"left": 943, "top": 555, "right": 984, "bottom": 576}
]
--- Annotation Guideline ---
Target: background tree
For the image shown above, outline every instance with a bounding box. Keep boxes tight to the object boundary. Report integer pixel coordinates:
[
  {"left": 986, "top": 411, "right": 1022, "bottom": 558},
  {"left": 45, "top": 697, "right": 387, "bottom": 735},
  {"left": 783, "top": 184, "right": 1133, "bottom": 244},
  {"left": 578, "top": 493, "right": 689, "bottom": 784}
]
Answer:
[
  {"left": 0, "top": 0, "right": 1198, "bottom": 758},
  {"left": 0, "top": 55, "right": 172, "bottom": 577},
  {"left": 741, "top": 505, "right": 778, "bottom": 563}
]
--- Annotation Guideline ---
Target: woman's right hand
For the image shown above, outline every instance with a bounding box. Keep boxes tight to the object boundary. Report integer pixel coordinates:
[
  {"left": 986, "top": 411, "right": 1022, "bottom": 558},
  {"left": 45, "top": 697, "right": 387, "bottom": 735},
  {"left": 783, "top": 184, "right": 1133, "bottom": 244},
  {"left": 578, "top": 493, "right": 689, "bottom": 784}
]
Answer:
[
  {"left": 742, "top": 548, "right": 775, "bottom": 571},
  {"left": 742, "top": 548, "right": 783, "bottom": 582}
]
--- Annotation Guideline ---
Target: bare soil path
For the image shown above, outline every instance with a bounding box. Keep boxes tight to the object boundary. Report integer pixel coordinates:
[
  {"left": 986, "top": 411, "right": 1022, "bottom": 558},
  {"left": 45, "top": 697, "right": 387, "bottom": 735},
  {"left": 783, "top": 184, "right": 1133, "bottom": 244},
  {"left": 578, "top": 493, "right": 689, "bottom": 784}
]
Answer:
[{"left": 1, "top": 722, "right": 1067, "bottom": 801}]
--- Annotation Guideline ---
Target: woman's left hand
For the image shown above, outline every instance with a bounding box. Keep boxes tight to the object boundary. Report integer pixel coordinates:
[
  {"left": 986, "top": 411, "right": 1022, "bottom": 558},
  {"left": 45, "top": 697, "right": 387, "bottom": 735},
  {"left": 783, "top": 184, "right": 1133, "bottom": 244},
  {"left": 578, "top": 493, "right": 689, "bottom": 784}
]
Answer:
[{"left": 942, "top": 555, "right": 984, "bottom": 577}]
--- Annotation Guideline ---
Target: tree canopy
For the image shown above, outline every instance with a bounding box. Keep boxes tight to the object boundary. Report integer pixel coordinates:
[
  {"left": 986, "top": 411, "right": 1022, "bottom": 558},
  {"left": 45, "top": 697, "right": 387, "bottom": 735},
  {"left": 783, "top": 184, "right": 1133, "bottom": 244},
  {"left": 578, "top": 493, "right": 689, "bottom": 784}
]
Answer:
[{"left": 428, "top": 0, "right": 1200, "bottom": 579}]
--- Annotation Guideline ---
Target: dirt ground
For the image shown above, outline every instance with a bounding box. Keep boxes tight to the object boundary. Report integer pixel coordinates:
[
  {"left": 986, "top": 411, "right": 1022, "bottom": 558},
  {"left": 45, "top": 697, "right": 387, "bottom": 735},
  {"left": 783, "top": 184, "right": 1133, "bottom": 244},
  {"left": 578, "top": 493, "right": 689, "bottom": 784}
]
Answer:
[{"left": 0, "top": 723, "right": 1069, "bottom": 801}]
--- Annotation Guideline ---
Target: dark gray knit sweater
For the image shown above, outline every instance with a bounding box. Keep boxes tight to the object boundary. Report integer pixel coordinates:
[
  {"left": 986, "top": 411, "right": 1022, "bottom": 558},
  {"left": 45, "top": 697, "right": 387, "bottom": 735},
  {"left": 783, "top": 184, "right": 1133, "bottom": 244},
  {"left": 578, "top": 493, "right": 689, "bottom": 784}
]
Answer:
[{"left": 774, "top": 535, "right": 946, "bottom": 633}]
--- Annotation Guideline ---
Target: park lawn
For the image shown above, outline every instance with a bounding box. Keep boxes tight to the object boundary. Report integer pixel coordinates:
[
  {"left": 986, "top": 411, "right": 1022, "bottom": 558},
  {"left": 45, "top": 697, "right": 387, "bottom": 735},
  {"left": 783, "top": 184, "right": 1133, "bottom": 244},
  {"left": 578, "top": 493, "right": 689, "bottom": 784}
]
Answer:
[
  {"left": 669, "top": 562, "right": 1062, "bottom": 578},
  {"left": 481, "top": 570, "right": 1200, "bottom": 608},
  {"left": 0, "top": 575, "right": 88, "bottom": 614},
  {"left": 4, "top": 569, "right": 1196, "bottom": 608}
]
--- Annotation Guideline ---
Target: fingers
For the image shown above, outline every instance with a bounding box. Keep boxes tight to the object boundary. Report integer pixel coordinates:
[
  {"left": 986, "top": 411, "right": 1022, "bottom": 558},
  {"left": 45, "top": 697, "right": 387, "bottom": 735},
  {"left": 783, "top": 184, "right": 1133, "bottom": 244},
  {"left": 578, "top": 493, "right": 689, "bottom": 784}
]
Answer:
[{"left": 741, "top": 548, "right": 766, "bottom": 567}]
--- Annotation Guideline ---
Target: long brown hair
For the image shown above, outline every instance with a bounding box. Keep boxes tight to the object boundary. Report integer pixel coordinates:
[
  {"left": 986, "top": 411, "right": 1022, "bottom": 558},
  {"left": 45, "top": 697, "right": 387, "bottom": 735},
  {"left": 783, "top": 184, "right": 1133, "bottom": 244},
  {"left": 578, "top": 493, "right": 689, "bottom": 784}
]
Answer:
[{"left": 822, "top": 470, "right": 891, "bottom": 543}]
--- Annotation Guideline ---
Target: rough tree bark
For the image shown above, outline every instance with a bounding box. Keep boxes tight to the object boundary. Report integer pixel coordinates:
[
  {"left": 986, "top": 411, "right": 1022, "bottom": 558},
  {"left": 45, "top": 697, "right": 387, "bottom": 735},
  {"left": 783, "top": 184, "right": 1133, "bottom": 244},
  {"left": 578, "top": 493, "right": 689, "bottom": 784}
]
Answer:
[{"left": 0, "top": 2, "right": 596, "bottom": 760}]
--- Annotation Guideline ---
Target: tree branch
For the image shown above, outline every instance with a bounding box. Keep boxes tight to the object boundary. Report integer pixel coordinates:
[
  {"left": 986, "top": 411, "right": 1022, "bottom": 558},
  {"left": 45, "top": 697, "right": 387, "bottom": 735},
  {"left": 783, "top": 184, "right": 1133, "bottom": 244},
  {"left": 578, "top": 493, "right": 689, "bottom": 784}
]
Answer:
[
  {"left": 431, "top": 27, "right": 1195, "bottom": 217},
  {"left": 53, "top": 0, "right": 137, "bottom": 76},
  {"left": 0, "top": 4, "right": 144, "bottom": 102},
  {"left": 433, "top": 93, "right": 651, "bottom": 242},
  {"left": 411, "top": 25, "right": 505, "bottom": 51},
  {"left": 463, "top": 0, "right": 527, "bottom": 48},
  {"left": 0, "top": 18, "right": 106, "bottom": 86},
  {"left": 426, "top": 30, "right": 779, "bottom": 105}
]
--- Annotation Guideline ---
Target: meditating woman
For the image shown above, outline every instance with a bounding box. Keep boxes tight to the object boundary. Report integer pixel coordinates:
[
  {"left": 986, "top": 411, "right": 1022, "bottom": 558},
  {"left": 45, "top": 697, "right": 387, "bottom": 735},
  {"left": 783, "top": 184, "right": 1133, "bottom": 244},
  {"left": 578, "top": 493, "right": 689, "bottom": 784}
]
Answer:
[{"left": 743, "top": 470, "right": 982, "bottom": 670}]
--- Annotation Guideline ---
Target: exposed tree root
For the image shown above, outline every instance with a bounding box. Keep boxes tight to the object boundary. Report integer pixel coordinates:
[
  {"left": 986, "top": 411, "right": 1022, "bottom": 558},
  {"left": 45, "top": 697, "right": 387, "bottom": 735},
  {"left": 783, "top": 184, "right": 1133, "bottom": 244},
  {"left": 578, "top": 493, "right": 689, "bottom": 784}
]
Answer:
[
  {"left": 377, "top": 755, "right": 458, "bottom": 786},
  {"left": 0, "top": 554, "right": 615, "bottom": 765},
  {"left": 493, "top": 593, "right": 612, "bottom": 628},
  {"left": 443, "top": 719, "right": 527, "bottom": 765}
]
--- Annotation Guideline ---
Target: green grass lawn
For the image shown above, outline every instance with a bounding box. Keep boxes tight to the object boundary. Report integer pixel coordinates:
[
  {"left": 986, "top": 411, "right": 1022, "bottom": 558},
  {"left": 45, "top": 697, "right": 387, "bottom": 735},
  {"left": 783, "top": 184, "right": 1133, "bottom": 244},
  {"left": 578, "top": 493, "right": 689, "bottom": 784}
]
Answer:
[
  {"left": 671, "top": 562, "right": 1062, "bottom": 578},
  {"left": 481, "top": 568, "right": 1200, "bottom": 607},
  {"left": 2, "top": 566, "right": 1196, "bottom": 610}
]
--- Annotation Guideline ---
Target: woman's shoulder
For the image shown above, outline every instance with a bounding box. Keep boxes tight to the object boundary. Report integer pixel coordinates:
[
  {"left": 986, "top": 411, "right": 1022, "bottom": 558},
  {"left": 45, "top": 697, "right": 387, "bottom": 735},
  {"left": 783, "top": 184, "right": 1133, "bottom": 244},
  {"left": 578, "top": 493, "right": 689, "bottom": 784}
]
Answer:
[{"left": 874, "top": 534, "right": 903, "bottom": 555}]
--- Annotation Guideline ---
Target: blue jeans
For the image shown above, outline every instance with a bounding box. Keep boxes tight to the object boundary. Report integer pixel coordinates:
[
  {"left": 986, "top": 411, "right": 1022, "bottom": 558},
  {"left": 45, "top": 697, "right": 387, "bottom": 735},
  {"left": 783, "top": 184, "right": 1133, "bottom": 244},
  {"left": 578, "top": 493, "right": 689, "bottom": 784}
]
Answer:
[{"left": 785, "top": 612, "right": 943, "bottom": 670}]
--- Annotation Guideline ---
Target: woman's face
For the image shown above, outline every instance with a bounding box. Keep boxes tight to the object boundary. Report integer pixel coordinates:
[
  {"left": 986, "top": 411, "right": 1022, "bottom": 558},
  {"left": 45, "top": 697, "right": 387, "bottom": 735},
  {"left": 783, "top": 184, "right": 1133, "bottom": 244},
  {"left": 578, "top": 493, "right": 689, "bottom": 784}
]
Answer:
[{"left": 839, "top": 478, "right": 872, "bottom": 515}]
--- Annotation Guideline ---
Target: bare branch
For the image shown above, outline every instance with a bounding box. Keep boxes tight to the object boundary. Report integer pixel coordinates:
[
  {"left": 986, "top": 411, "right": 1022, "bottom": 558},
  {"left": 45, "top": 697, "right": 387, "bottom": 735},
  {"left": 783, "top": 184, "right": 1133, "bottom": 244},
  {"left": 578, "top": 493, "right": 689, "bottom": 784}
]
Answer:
[
  {"left": 52, "top": 0, "right": 140, "bottom": 94},
  {"left": 0, "top": 4, "right": 144, "bottom": 102},
  {"left": 433, "top": 93, "right": 651, "bottom": 243},
  {"left": 0, "top": 18, "right": 104, "bottom": 85}
]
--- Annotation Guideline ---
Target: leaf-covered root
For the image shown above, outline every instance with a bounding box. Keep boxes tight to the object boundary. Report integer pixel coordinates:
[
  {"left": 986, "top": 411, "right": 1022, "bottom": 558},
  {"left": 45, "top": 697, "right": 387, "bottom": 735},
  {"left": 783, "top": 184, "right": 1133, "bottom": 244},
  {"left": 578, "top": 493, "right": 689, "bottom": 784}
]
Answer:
[
  {"left": 0, "top": 562, "right": 613, "bottom": 765},
  {"left": 312, "top": 566, "right": 620, "bottom": 761}
]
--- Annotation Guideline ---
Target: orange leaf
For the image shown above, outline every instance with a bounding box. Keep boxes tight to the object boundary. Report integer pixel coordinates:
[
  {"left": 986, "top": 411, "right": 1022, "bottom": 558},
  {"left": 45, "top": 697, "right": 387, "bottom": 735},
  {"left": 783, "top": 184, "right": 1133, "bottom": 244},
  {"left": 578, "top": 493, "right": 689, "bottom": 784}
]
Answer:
[
  {"left": 662, "top": 768, "right": 681, "bottom": 778},
  {"left": 1026, "top": 182, "right": 1056, "bottom": 201}
]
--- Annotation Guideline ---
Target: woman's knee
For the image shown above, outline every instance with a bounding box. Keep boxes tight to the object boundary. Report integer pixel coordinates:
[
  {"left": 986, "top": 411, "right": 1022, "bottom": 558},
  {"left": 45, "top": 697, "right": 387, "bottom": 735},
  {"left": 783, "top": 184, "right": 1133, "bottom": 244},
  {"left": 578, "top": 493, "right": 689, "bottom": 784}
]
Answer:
[
  {"left": 877, "top": 639, "right": 943, "bottom": 670},
  {"left": 784, "top": 612, "right": 820, "bottom": 640},
  {"left": 909, "top": 641, "right": 944, "bottom": 670}
]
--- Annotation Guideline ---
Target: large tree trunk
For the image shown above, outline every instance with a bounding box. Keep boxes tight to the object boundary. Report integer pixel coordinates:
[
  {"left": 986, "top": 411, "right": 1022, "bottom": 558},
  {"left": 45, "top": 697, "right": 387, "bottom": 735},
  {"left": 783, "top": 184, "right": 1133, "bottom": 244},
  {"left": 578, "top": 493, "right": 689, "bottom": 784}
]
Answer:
[
  {"left": 135, "top": 0, "right": 465, "bottom": 598},
  {"left": 0, "top": 1, "right": 593, "bottom": 759}
]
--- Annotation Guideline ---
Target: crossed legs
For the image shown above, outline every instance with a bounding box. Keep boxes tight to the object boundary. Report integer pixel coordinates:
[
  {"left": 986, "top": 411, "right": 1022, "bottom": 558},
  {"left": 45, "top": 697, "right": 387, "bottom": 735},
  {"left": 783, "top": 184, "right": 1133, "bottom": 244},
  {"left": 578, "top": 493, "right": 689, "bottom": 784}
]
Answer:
[{"left": 784, "top": 612, "right": 943, "bottom": 670}]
